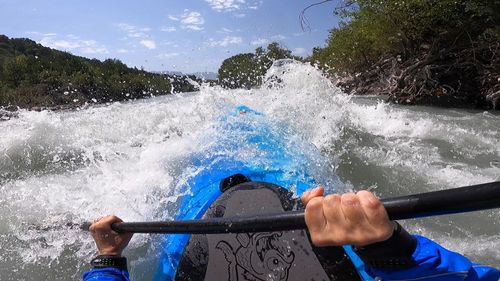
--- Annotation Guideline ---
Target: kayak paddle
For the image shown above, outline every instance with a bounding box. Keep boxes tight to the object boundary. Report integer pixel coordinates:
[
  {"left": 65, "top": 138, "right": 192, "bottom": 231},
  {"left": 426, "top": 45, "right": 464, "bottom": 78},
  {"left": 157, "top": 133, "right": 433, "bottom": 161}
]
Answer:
[{"left": 82, "top": 180, "right": 500, "bottom": 234}]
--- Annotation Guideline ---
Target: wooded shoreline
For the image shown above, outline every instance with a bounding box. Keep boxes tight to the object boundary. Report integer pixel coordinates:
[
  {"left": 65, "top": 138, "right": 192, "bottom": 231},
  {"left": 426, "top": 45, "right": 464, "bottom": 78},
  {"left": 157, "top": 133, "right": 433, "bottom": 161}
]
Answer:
[
  {"left": 310, "top": 0, "right": 499, "bottom": 110},
  {"left": 0, "top": 35, "right": 198, "bottom": 113},
  {"left": 1, "top": 0, "right": 499, "bottom": 114}
]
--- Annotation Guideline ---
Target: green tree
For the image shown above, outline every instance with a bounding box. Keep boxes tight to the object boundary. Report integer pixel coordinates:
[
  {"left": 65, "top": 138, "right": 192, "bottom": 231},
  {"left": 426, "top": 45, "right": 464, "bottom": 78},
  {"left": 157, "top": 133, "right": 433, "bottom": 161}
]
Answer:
[
  {"left": 265, "top": 42, "right": 293, "bottom": 61},
  {"left": 218, "top": 42, "right": 299, "bottom": 89},
  {"left": 0, "top": 35, "right": 184, "bottom": 108},
  {"left": 218, "top": 53, "right": 260, "bottom": 89},
  {"left": 3, "top": 55, "right": 29, "bottom": 87},
  {"left": 310, "top": 0, "right": 499, "bottom": 74}
]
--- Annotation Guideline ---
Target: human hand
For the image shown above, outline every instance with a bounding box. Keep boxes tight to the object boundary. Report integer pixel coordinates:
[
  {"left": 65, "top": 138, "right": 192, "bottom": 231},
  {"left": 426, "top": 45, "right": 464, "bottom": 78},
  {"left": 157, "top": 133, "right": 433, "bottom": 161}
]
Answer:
[
  {"left": 301, "top": 187, "right": 395, "bottom": 247},
  {"left": 89, "top": 215, "right": 133, "bottom": 256}
]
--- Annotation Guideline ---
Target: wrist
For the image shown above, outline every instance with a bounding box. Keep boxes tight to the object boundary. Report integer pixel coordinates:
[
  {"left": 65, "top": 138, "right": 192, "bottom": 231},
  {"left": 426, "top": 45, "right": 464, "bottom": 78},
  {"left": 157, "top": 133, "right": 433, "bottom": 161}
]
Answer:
[
  {"left": 98, "top": 247, "right": 123, "bottom": 256},
  {"left": 98, "top": 251, "right": 122, "bottom": 256},
  {"left": 354, "top": 222, "right": 417, "bottom": 270},
  {"left": 91, "top": 255, "right": 128, "bottom": 271},
  {"left": 379, "top": 221, "right": 398, "bottom": 243}
]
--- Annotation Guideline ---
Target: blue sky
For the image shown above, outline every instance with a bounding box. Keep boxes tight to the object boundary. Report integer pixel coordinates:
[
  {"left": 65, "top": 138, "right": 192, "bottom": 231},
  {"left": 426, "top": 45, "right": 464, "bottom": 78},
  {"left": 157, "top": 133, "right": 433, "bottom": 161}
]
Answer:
[{"left": 0, "top": 0, "right": 342, "bottom": 73}]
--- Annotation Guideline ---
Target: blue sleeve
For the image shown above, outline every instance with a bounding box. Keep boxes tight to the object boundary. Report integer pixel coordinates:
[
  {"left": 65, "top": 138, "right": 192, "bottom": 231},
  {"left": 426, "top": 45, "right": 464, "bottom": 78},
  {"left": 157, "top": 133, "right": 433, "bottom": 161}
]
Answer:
[
  {"left": 83, "top": 268, "right": 131, "bottom": 281},
  {"left": 366, "top": 235, "right": 500, "bottom": 281}
]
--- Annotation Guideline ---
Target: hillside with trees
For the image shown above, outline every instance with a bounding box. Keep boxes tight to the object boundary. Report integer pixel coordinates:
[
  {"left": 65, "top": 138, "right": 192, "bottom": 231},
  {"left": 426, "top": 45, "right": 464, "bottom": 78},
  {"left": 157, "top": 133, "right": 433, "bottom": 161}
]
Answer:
[
  {"left": 0, "top": 35, "right": 196, "bottom": 110},
  {"left": 309, "top": 0, "right": 500, "bottom": 109},
  {"left": 218, "top": 42, "right": 299, "bottom": 89}
]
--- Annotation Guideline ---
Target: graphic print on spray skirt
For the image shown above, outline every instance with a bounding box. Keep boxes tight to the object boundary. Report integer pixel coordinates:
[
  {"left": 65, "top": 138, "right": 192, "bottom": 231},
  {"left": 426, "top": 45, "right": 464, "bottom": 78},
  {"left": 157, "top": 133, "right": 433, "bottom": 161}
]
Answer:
[{"left": 216, "top": 232, "right": 295, "bottom": 281}]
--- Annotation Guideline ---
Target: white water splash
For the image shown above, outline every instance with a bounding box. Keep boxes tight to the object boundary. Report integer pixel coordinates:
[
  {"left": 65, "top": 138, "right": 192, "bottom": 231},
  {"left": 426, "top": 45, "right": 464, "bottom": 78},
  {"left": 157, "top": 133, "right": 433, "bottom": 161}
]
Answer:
[{"left": 0, "top": 61, "right": 499, "bottom": 280}]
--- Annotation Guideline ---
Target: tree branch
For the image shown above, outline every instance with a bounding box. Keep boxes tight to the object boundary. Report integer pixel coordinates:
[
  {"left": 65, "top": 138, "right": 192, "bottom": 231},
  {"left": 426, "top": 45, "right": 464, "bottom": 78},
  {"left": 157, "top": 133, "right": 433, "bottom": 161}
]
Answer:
[{"left": 300, "top": 0, "right": 336, "bottom": 32}]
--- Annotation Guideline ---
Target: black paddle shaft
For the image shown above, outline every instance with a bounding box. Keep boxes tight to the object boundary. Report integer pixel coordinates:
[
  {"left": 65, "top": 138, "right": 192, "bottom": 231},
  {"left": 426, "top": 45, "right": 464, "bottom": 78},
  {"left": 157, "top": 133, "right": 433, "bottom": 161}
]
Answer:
[{"left": 110, "top": 181, "right": 500, "bottom": 234}]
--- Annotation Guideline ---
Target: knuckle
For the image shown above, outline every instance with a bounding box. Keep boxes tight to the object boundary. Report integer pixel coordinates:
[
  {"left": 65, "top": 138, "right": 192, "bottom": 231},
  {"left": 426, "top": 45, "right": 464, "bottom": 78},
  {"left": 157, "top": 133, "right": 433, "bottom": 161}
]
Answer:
[
  {"left": 324, "top": 194, "right": 340, "bottom": 206},
  {"left": 341, "top": 192, "right": 358, "bottom": 206},
  {"left": 310, "top": 234, "right": 321, "bottom": 246},
  {"left": 334, "top": 232, "right": 349, "bottom": 245},
  {"left": 358, "top": 190, "right": 382, "bottom": 209},
  {"left": 94, "top": 225, "right": 105, "bottom": 232},
  {"left": 301, "top": 190, "right": 310, "bottom": 203},
  {"left": 310, "top": 234, "right": 328, "bottom": 247},
  {"left": 307, "top": 197, "right": 324, "bottom": 211}
]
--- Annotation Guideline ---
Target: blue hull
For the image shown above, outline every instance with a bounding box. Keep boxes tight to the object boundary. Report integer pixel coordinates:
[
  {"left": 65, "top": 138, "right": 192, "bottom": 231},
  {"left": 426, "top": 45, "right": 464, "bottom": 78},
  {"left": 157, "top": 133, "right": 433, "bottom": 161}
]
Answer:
[{"left": 153, "top": 106, "right": 370, "bottom": 280}]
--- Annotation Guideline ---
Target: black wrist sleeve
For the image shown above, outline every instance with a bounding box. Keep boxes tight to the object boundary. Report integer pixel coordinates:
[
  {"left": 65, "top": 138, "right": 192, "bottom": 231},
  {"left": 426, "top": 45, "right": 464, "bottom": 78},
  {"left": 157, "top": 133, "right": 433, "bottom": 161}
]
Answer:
[
  {"left": 90, "top": 255, "right": 128, "bottom": 271},
  {"left": 354, "top": 222, "right": 417, "bottom": 270}
]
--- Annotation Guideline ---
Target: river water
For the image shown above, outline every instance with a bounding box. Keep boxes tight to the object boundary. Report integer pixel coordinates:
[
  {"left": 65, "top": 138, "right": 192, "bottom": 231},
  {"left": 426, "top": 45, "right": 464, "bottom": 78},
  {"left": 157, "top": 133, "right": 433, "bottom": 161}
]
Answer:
[{"left": 0, "top": 62, "right": 499, "bottom": 280}]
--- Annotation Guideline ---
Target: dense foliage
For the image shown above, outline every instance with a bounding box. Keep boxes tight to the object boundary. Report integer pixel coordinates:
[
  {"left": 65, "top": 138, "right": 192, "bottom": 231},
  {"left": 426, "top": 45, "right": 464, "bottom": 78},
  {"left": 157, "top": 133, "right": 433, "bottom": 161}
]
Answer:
[
  {"left": 218, "top": 42, "right": 298, "bottom": 89},
  {"left": 311, "top": 0, "right": 499, "bottom": 74},
  {"left": 309, "top": 0, "right": 499, "bottom": 109},
  {"left": 0, "top": 35, "right": 196, "bottom": 109}
]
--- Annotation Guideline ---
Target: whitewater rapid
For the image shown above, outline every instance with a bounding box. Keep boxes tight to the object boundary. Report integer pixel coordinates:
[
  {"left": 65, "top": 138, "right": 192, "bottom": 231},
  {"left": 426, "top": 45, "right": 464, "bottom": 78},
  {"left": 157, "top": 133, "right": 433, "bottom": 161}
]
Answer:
[{"left": 0, "top": 62, "right": 499, "bottom": 280}]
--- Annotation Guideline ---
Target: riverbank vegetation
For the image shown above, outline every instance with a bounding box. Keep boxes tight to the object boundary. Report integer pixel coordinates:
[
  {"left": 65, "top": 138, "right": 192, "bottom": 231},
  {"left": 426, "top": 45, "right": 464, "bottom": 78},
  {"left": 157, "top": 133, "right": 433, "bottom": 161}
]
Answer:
[
  {"left": 310, "top": 0, "right": 500, "bottom": 109},
  {"left": 0, "top": 35, "right": 196, "bottom": 110},
  {"left": 218, "top": 42, "right": 300, "bottom": 89}
]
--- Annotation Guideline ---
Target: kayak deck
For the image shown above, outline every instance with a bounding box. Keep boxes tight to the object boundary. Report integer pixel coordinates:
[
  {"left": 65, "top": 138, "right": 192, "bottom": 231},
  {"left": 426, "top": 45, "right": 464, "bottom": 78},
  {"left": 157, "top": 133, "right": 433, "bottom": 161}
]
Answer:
[{"left": 153, "top": 106, "right": 371, "bottom": 280}]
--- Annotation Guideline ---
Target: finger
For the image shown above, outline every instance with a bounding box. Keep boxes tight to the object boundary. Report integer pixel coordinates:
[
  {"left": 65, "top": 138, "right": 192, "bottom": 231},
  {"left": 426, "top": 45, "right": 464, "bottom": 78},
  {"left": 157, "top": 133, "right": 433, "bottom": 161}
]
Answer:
[
  {"left": 301, "top": 190, "right": 311, "bottom": 204},
  {"left": 357, "top": 190, "right": 394, "bottom": 244},
  {"left": 357, "top": 191, "right": 389, "bottom": 224},
  {"left": 312, "top": 186, "right": 324, "bottom": 197},
  {"left": 322, "top": 194, "right": 343, "bottom": 228},
  {"left": 92, "top": 215, "right": 118, "bottom": 233},
  {"left": 304, "top": 197, "right": 327, "bottom": 233},
  {"left": 105, "top": 215, "right": 124, "bottom": 224},
  {"left": 340, "top": 193, "right": 366, "bottom": 224},
  {"left": 89, "top": 223, "right": 96, "bottom": 233},
  {"left": 91, "top": 216, "right": 108, "bottom": 231},
  {"left": 301, "top": 186, "right": 325, "bottom": 205},
  {"left": 101, "top": 215, "right": 124, "bottom": 234}
]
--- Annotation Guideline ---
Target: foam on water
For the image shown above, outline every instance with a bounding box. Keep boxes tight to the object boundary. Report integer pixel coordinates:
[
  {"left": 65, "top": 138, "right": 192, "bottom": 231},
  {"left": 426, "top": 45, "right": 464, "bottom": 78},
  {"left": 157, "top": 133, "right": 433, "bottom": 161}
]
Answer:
[{"left": 0, "top": 61, "right": 499, "bottom": 280}]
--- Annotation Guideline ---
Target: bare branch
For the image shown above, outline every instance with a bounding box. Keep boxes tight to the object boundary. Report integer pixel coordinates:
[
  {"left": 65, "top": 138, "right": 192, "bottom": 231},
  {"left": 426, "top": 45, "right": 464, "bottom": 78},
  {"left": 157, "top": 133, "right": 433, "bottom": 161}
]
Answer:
[{"left": 300, "top": 0, "right": 335, "bottom": 32}]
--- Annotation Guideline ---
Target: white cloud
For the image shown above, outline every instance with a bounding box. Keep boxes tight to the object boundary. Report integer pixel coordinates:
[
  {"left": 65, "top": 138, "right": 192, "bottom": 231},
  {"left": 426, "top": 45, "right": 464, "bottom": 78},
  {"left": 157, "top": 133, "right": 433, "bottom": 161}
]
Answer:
[
  {"left": 180, "top": 10, "right": 205, "bottom": 31},
  {"left": 217, "top": 27, "right": 234, "bottom": 34},
  {"left": 41, "top": 38, "right": 80, "bottom": 50},
  {"left": 205, "top": 0, "right": 263, "bottom": 12},
  {"left": 207, "top": 36, "right": 243, "bottom": 47},
  {"left": 271, "top": 34, "right": 286, "bottom": 40},
  {"left": 205, "top": 0, "right": 245, "bottom": 12},
  {"left": 169, "top": 10, "right": 205, "bottom": 31},
  {"left": 233, "top": 13, "right": 246, "bottom": 18},
  {"left": 26, "top": 31, "right": 57, "bottom": 37},
  {"left": 185, "top": 25, "right": 204, "bottom": 31},
  {"left": 140, "top": 40, "right": 156, "bottom": 50},
  {"left": 116, "top": 23, "right": 151, "bottom": 38},
  {"left": 79, "top": 40, "right": 109, "bottom": 54},
  {"left": 161, "top": 26, "right": 177, "bottom": 32},
  {"left": 38, "top": 35, "right": 109, "bottom": 55},
  {"left": 116, "top": 23, "right": 159, "bottom": 51},
  {"left": 158, "top": 52, "right": 180, "bottom": 59},
  {"left": 251, "top": 38, "right": 269, "bottom": 46},
  {"left": 116, "top": 48, "right": 129, "bottom": 54},
  {"left": 293, "top": 47, "right": 306, "bottom": 55}
]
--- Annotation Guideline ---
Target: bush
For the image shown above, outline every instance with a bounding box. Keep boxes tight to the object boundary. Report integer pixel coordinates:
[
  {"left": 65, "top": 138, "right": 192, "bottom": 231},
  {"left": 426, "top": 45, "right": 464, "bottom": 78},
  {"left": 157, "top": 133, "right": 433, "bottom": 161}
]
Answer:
[
  {"left": 0, "top": 35, "right": 183, "bottom": 108},
  {"left": 310, "top": 0, "right": 499, "bottom": 74},
  {"left": 218, "top": 42, "right": 298, "bottom": 89}
]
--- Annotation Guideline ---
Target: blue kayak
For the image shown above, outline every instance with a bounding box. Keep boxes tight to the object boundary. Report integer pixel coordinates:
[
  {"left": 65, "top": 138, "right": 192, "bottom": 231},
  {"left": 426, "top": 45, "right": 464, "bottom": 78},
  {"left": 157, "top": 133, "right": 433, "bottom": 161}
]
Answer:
[{"left": 153, "top": 106, "right": 371, "bottom": 281}]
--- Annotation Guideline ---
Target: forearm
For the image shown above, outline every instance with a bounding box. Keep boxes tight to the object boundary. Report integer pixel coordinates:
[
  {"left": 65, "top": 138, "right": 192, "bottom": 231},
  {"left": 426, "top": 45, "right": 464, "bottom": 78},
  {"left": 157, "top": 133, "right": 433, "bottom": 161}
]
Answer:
[{"left": 355, "top": 225, "right": 500, "bottom": 281}]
